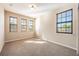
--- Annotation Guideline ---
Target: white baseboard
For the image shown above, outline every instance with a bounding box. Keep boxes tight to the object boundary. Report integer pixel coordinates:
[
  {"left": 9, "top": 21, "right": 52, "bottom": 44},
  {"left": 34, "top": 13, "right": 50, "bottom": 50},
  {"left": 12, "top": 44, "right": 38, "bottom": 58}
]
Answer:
[
  {"left": 46, "top": 39, "right": 77, "bottom": 50},
  {"left": 5, "top": 36, "right": 77, "bottom": 50},
  {"left": 41, "top": 36, "right": 77, "bottom": 51},
  {"left": 5, "top": 37, "right": 35, "bottom": 43},
  {"left": 0, "top": 42, "right": 4, "bottom": 53}
]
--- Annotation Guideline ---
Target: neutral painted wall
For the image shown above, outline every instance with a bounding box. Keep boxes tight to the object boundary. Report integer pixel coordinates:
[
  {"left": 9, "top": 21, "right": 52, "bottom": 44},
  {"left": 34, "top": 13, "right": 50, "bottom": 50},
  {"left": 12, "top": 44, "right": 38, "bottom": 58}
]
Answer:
[
  {"left": 0, "top": 6, "right": 4, "bottom": 52},
  {"left": 35, "top": 17, "right": 41, "bottom": 37},
  {"left": 5, "top": 11, "right": 35, "bottom": 42},
  {"left": 78, "top": 8, "right": 79, "bottom": 55},
  {"left": 40, "top": 3, "right": 78, "bottom": 50}
]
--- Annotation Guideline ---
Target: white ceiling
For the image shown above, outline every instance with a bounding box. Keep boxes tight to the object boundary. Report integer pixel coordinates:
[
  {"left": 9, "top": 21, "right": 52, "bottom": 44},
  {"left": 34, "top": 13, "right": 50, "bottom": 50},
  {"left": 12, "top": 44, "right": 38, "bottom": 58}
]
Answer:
[{"left": 0, "top": 3, "right": 67, "bottom": 17}]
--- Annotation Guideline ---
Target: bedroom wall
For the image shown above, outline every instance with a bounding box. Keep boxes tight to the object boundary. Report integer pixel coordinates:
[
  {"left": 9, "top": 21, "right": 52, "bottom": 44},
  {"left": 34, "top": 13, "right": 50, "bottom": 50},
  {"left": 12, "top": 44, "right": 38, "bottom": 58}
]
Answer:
[
  {"left": 5, "top": 11, "right": 35, "bottom": 42},
  {"left": 40, "top": 3, "right": 78, "bottom": 50},
  {"left": 0, "top": 6, "right": 4, "bottom": 52}
]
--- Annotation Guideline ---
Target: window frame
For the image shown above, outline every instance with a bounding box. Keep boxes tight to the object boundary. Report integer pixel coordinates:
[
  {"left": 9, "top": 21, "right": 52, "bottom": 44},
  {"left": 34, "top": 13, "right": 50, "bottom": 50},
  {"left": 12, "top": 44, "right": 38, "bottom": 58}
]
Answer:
[
  {"left": 9, "top": 16, "right": 18, "bottom": 32},
  {"left": 56, "top": 9, "right": 73, "bottom": 34},
  {"left": 21, "top": 18, "right": 27, "bottom": 32},
  {"left": 28, "top": 19, "right": 34, "bottom": 31}
]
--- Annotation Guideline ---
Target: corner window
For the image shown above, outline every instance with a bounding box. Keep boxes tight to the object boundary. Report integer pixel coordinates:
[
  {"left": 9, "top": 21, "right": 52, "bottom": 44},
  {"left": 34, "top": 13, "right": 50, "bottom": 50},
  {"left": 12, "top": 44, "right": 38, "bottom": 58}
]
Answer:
[
  {"left": 21, "top": 18, "right": 27, "bottom": 31},
  {"left": 9, "top": 16, "right": 17, "bottom": 32},
  {"left": 56, "top": 9, "right": 73, "bottom": 34}
]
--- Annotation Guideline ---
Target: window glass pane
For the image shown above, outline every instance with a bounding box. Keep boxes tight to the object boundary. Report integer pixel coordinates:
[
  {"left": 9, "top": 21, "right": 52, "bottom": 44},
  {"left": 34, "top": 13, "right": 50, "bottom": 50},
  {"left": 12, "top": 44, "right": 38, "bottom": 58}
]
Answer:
[
  {"left": 58, "top": 14, "right": 61, "bottom": 18},
  {"left": 29, "top": 20, "right": 33, "bottom": 31},
  {"left": 62, "top": 12, "right": 66, "bottom": 17},
  {"left": 66, "top": 16, "right": 71, "bottom": 21},
  {"left": 62, "top": 17, "right": 66, "bottom": 22},
  {"left": 13, "top": 18, "right": 17, "bottom": 24},
  {"left": 21, "top": 20, "right": 23, "bottom": 24},
  {"left": 29, "top": 25, "right": 33, "bottom": 28},
  {"left": 66, "top": 27, "right": 71, "bottom": 32},
  {"left": 9, "top": 17, "right": 17, "bottom": 32},
  {"left": 67, "top": 22, "right": 71, "bottom": 28},
  {"left": 29, "top": 26, "right": 32, "bottom": 29},
  {"left": 21, "top": 19, "right": 27, "bottom": 25},
  {"left": 67, "top": 10, "right": 72, "bottom": 16},
  {"left": 58, "top": 18, "right": 62, "bottom": 22},
  {"left": 21, "top": 19, "right": 27, "bottom": 31},
  {"left": 62, "top": 23, "right": 67, "bottom": 28},
  {"left": 10, "top": 24, "right": 17, "bottom": 32},
  {"left": 29, "top": 20, "right": 33, "bottom": 24},
  {"left": 10, "top": 17, "right": 17, "bottom": 24},
  {"left": 23, "top": 20, "right": 27, "bottom": 25},
  {"left": 10, "top": 18, "right": 14, "bottom": 23},
  {"left": 61, "top": 27, "right": 65, "bottom": 32},
  {"left": 58, "top": 27, "right": 62, "bottom": 32},
  {"left": 58, "top": 24, "right": 62, "bottom": 27}
]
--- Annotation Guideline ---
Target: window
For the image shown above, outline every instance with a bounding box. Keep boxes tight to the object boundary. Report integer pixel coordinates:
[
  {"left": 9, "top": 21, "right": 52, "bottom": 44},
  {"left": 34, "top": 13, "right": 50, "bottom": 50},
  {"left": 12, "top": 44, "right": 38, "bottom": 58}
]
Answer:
[
  {"left": 21, "top": 18, "right": 27, "bottom": 31},
  {"left": 56, "top": 9, "right": 73, "bottom": 34},
  {"left": 9, "top": 16, "right": 17, "bottom": 32},
  {"left": 29, "top": 19, "right": 33, "bottom": 31}
]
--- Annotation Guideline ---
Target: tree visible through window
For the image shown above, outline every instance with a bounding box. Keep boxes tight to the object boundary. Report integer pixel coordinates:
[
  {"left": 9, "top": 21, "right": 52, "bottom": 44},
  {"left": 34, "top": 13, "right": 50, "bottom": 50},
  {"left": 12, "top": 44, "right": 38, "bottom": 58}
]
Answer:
[
  {"left": 9, "top": 16, "right": 17, "bottom": 32},
  {"left": 56, "top": 9, "right": 73, "bottom": 34}
]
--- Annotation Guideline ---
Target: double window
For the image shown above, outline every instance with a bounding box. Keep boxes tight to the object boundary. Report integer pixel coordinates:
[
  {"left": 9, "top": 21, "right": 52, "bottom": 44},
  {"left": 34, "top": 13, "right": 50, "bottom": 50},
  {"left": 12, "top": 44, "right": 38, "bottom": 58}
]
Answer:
[
  {"left": 21, "top": 18, "right": 27, "bottom": 31},
  {"left": 56, "top": 9, "right": 73, "bottom": 34},
  {"left": 9, "top": 16, "right": 34, "bottom": 32},
  {"left": 29, "top": 20, "right": 33, "bottom": 31},
  {"left": 9, "top": 16, "right": 17, "bottom": 32}
]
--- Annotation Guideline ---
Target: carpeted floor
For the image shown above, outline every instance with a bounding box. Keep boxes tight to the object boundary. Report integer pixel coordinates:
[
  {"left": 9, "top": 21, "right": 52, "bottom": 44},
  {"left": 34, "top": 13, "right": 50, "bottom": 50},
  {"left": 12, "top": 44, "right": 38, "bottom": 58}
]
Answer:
[{"left": 0, "top": 38, "right": 76, "bottom": 56}]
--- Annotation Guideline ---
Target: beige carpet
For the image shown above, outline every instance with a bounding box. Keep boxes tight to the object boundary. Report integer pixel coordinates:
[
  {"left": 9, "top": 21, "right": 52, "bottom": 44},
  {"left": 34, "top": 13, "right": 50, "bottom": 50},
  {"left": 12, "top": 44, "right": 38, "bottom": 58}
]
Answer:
[{"left": 0, "top": 38, "right": 76, "bottom": 56}]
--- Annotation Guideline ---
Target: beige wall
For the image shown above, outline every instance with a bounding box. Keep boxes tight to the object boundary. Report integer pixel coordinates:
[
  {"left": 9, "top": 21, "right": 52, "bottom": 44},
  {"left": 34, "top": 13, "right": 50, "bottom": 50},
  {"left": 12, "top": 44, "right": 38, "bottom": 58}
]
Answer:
[
  {"left": 78, "top": 7, "right": 79, "bottom": 55},
  {"left": 5, "top": 11, "right": 35, "bottom": 42},
  {"left": 35, "top": 17, "right": 41, "bottom": 37},
  {"left": 0, "top": 6, "right": 4, "bottom": 52},
  {"left": 40, "top": 3, "right": 78, "bottom": 50}
]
